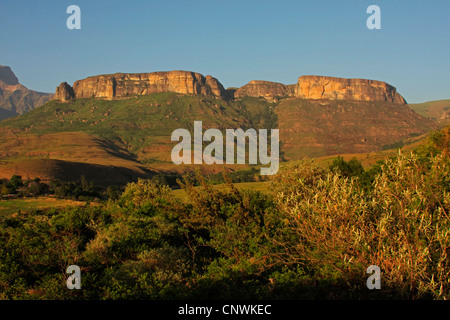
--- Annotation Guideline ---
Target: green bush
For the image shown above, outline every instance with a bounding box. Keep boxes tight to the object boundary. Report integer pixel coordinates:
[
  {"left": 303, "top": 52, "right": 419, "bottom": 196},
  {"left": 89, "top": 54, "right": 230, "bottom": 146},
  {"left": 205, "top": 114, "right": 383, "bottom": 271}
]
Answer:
[{"left": 271, "top": 152, "right": 450, "bottom": 299}]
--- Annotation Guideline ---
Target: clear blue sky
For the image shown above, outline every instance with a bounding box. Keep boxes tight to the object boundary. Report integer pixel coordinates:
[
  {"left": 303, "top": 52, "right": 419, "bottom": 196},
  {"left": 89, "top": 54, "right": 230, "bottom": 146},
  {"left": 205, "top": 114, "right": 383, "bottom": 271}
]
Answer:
[{"left": 1, "top": 0, "right": 449, "bottom": 103}]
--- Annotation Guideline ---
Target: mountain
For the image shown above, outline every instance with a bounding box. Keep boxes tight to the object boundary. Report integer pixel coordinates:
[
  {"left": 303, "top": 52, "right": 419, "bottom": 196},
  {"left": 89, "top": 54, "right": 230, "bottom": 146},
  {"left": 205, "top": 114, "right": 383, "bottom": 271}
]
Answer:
[
  {"left": 0, "top": 70, "right": 437, "bottom": 183},
  {"left": 0, "top": 66, "right": 53, "bottom": 117},
  {"left": 231, "top": 75, "right": 406, "bottom": 103},
  {"left": 54, "top": 71, "right": 227, "bottom": 101},
  {"left": 409, "top": 99, "right": 450, "bottom": 126}
]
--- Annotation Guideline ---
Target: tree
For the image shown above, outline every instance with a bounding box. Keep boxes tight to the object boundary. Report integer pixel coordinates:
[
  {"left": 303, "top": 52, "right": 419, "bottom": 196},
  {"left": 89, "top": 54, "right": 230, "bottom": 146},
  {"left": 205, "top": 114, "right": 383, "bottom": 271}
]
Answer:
[
  {"left": 7, "top": 175, "right": 23, "bottom": 193},
  {"left": 329, "top": 156, "right": 364, "bottom": 178}
]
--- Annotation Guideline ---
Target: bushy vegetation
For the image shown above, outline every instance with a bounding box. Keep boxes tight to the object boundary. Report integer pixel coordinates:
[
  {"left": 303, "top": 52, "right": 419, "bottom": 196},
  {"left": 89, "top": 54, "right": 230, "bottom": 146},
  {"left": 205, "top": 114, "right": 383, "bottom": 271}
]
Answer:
[
  {"left": 0, "top": 127, "right": 449, "bottom": 300},
  {"left": 0, "top": 175, "right": 120, "bottom": 202}
]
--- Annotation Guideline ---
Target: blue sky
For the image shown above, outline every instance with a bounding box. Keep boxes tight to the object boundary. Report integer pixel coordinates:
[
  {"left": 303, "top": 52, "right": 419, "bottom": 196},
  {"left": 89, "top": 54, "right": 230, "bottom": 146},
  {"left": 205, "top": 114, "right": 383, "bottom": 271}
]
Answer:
[{"left": 1, "top": 0, "right": 449, "bottom": 103}]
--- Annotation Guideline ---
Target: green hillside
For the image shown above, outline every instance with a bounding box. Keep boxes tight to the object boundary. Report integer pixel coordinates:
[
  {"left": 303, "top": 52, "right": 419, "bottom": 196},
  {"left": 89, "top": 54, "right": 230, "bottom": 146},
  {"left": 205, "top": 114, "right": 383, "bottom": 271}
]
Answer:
[
  {"left": 409, "top": 99, "right": 450, "bottom": 125},
  {"left": 0, "top": 93, "right": 277, "bottom": 181},
  {"left": 0, "top": 92, "right": 438, "bottom": 183}
]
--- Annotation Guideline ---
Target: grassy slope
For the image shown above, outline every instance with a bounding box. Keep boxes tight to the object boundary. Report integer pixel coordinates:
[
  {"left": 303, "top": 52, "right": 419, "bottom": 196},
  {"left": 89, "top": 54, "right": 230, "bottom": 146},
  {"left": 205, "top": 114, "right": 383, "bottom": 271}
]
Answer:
[
  {"left": 0, "top": 196, "right": 91, "bottom": 219},
  {"left": 0, "top": 93, "right": 438, "bottom": 183},
  {"left": 409, "top": 99, "right": 450, "bottom": 125},
  {"left": 0, "top": 93, "right": 276, "bottom": 180},
  {"left": 276, "top": 98, "right": 436, "bottom": 160}
]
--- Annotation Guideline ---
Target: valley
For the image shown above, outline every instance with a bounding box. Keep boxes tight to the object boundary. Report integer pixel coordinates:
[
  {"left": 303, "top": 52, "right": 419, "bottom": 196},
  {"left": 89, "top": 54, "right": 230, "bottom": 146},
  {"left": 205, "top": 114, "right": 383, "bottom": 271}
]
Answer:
[{"left": 0, "top": 69, "right": 439, "bottom": 184}]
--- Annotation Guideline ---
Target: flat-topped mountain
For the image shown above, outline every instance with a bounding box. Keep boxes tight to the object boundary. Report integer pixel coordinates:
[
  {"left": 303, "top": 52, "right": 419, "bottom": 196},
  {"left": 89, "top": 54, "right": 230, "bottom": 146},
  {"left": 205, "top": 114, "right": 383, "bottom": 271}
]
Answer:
[
  {"left": 233, "top": 76, "right": 406, "bottom": 104},
  {"left": 0, "top": 66, "right": 53, "bottom": 116},
  {"left": 55, "top": 71, "right": 226, "bottom": 101},
  {"left": 295, "top": 75, "right": 406, "bottom": 104},
  {"left": 54, "top": 71, "right": 407, "bottom": 105}
]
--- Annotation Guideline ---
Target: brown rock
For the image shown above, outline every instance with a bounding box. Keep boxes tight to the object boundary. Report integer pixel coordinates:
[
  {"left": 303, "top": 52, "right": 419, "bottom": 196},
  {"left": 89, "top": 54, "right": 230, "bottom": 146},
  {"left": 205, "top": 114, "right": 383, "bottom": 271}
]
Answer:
[
  {"left": 0, "top": 66, "right": 53, "bottom": 115},
  {"left": 53, "top": 71, "right": 408, "bottom": 105},
  {"left": 59, "top": 71, "right": 227, "bottom": 100},
  {"left": 295, "top": 75, "right": 406, "bottom": 104},
  {"left": 234, "top": 80, "right": 289, "bottom": 100},
  {"left": 54, "top": 82, "right": 75, "bottom": 102},
  {"left": 0, "top": 66, "right": 19, "bottom": 85},
  {"left": 205, "top": 75, "right": 226, "bottom": 98}
]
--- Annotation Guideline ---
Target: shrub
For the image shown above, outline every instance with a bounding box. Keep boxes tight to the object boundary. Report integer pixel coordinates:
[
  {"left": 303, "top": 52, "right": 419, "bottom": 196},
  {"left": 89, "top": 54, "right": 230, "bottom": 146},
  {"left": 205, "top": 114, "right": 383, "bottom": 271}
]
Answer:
[{"left": 271, "top": 153, "right": 450, "bottom": 299}]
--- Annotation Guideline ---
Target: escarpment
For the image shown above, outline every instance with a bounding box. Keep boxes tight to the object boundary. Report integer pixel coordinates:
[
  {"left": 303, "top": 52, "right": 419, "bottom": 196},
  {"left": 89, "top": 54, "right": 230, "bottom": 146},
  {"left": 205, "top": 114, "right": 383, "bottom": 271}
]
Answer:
[
  {"left": 54, "top": 71, "right": 226, "bottom": 101},
  {"left": 295, "top": 76, "right": 406, "bottom": 104},
  {"left": 234, "top": 76, "right": 406, "bottom": 104},
  {"left": 54, "top": 71, "right": 407, "bottom": 105}
]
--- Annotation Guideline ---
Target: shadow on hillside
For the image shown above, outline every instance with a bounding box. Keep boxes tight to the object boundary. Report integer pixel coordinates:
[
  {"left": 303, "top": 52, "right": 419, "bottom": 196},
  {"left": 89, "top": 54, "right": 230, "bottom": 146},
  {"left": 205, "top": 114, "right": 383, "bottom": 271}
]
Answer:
[{"left": 93, "top": 137, "right": 139, "bottom": 162}]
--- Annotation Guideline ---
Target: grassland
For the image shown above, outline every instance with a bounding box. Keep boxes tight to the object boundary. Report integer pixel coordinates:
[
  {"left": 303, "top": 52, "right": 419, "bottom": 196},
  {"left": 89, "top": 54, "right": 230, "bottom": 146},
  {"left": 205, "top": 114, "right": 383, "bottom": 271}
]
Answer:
[
  {"left": 0, "top": 196, "right": 91, "bottom": 219},
  {"left": 172, "top": 181, "right": 269, "bottom": 201},
  {"left": 409, "top": 99, "right": 450, "bottom": 125}
]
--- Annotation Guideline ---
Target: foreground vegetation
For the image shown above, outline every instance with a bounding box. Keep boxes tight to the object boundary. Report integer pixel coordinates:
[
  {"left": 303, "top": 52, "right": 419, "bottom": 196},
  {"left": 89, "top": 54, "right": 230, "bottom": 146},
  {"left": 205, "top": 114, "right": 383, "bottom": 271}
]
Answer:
[{"left": 0, "top": 128, "right": 449, "bottom": 300}]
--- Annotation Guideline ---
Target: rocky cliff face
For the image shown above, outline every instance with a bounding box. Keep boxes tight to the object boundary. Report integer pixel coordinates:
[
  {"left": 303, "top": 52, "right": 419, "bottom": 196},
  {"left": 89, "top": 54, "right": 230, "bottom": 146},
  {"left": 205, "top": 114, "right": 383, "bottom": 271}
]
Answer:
[
  {"left": 55, "top": 71, "right": 227, "bottom": 101},
  {"left": 234, "top": 80, "right": 290, "bottom": 101},
  {"left": 55, "top": 82, "right": 75, "bottom": 102},
  {"left": 54, "top": 71, "right": 408, "bottom": 105},
  {"left": 0, "top": 65, "right": 53, "bottom": 116},
  {"left": 295, "top": 75, "right": 406, "bottom": 104},
  {"left": 232, "top": 75, "right": 406, "bottom": 104}
]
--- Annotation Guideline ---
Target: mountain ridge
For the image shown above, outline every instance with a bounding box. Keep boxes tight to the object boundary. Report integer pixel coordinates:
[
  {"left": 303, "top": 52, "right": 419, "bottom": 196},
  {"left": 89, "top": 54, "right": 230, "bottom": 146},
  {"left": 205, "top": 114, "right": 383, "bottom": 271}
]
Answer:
[
  {"left": 53, "top": 70, "right": 407, "bottom": 104},
  {"left": 0, "top": 68, "right": 437, "bottom": 183},
  {"left": 0, "top": 66, "right": 53, "bottom": 116}
]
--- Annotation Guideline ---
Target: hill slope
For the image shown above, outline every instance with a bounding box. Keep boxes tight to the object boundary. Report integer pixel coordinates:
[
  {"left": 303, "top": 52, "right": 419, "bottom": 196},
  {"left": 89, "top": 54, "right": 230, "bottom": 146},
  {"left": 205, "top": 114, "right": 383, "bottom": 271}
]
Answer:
[
  {"left": 409, "top": 99, "right": 450, "bottom": 126},
  {"left": 0, "top": 71, "right": 438, "bottom": 183},
  {"left": 276, "top": 98, "right": 436, "bottom": 159},
  {"left": 0, "top": 93, "right": 276, "bottom": 182}
]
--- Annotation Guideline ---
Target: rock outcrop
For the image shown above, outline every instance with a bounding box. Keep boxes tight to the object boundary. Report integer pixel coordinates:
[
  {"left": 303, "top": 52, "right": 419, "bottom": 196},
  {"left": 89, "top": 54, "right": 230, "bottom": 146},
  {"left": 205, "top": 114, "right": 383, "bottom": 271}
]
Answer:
[
  {"left": 55, "top": 71, "right": 227, "bottom": 101},
  {"left": 234, "top": 80, "right": 290, "bottom": 101},
  {"left": 233, "top": 75, "right": 406, "bottom": 104},
  {"left": 295, "top": 75, "right": 406, "bottom": 104},
  {"left": 0, "top": 65, "right": 53, "bottom": 116},
  {"left": 53, "top": 71, "right": 408, "bottom": 105},
  {"left": 0, "top": 66, "right": 19, "bottom": 85},
  {"left": 54, "top": 82, "right": 75, "bottom": 102}
]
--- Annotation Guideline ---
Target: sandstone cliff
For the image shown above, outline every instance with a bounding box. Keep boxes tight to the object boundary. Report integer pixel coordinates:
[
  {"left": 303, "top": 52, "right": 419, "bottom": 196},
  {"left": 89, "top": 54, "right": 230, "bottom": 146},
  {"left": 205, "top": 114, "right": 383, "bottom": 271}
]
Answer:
[
  {"left": 234, "top": 80, "right": 289, "bottom": 101},
  {"left": 54, "top": 71, "right": 226, "bottom": 101},
  {"left": 295, "top": 75, "right": 406, "bottom": 104},
  {"left": 55, "top": 82, "right": 75, "bottom": 102},
  {"left": 233, "top": 75, "right": 406, "bottom": 104},
  {"left": 54, "top": 71, "right": 408, "bottom": 105}
]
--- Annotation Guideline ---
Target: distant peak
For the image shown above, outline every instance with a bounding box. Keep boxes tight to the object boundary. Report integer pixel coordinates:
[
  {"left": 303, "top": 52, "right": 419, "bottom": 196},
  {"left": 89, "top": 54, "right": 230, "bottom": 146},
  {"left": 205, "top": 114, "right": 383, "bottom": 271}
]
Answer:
[{"left": 0, "top": 65, "right": 19, "bottom": 85}]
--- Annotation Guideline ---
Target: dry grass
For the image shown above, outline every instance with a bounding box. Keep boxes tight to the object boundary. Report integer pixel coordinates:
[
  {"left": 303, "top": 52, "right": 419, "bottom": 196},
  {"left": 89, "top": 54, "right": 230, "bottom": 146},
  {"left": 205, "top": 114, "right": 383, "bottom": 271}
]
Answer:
[{"left": 0, "top": 196, "right": 91, "bottom": 217}]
